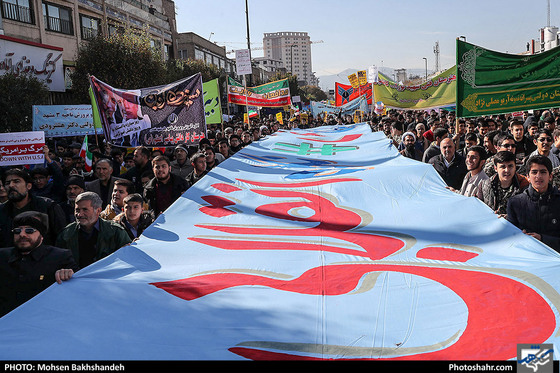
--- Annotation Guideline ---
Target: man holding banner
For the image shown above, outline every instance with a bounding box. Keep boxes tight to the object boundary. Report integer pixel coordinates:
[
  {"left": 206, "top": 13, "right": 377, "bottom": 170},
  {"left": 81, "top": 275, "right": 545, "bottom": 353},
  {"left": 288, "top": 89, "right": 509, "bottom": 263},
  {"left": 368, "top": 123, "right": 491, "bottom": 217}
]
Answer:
[{"left": 0, "top": 211, "right": 79, "bottom": 317}]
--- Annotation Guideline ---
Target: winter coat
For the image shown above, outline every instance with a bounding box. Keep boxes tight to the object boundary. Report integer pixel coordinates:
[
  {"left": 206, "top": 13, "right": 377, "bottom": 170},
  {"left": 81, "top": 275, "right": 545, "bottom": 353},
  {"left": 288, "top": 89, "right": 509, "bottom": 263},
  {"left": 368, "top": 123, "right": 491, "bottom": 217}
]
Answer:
[
  {"left": 429, "top": 153, "right": 468, "bottom": 190},
  {"left": 507, "top": 184, "right": 560, "bottom": 252}
]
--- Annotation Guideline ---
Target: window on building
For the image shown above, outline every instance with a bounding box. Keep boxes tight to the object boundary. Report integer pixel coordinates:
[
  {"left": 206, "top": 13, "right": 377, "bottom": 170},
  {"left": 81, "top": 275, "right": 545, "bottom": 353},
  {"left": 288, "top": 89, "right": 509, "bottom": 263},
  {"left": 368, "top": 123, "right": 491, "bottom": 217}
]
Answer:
[
  {"left": 150, "top": 38, "right": 162, "bottom": 52},
  {"left": 107, "top": 24, "right": 127, "bottom": 36},
  {"left": 43, "top": 2, "right": 73, "bottom": 35},
  {"left": 179, "top": 49, "right": 188, "bottom": 59},
  {"left": 194, "top": 49, "right": 204, "bottom": 61},
  {"left": 1, "top": 0, "right": 34, "bottom": 24},
  {"left": 80, "top": 14, "right": 99, "bottom": 40},
  {"left": 164, "top": 44, "right": 171, "bottom": 61}
]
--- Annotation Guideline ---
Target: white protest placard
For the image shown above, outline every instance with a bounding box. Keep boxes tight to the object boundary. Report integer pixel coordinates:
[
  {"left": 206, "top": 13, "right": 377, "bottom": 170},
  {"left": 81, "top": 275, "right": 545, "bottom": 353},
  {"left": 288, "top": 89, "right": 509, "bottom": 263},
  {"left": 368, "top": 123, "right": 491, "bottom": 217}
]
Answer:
[
  {"left": 235, "top": 49, "right": 252, "bottom": 76},
  {"left": 0, "top": 131, "right": 45, "bottom": 166}
]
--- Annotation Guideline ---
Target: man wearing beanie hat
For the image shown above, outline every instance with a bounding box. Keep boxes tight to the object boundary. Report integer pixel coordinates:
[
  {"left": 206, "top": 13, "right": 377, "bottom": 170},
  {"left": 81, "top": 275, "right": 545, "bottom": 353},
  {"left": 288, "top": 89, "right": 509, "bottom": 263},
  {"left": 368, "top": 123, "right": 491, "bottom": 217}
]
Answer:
[
  {"left": 170, "top": 144, "right": 194, "bottom": 179},
  {"left": 0, "top": 211, "right": 79, "bottom": 316},
  {"left": 58, "top": 176, "right": 86, "bottom": 225},
  {"left": 0, "top": 169, "right": 67, "bottom": 249}
]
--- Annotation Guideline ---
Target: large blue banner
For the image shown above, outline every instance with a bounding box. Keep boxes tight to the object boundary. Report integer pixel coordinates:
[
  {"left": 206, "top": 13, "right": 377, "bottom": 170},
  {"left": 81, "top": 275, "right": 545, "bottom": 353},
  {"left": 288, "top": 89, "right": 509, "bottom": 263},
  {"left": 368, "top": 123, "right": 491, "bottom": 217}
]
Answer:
[{"left": 1, "top": 123, "right": 560, "bottom": 360}]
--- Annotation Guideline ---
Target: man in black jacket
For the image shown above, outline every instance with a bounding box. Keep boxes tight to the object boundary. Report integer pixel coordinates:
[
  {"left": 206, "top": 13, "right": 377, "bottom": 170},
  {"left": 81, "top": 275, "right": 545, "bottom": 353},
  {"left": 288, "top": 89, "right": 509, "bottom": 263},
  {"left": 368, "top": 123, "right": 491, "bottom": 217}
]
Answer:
[
  {"left": 429, "top": 138, "right": 468, "bottom": 190},
  {"left": 0, "top": 169, "right": 66, "bottom": 248},
  {"left": 507, "top": 155, "right": 560, "bottom": 252},
  {"left": 143, "top": 155, "right": 190, "bottom": 216},
  {"left": 185, "top": 152, "right": 208, "bottom": 187},
  {"left": 0, "top": 211, "right": 78, "bottom": 317},
  {"left": 123, "top": 146, "right": 153, "bottom": 195},
  {"left": 422, "top": 127, "right": 449, "bottom": 163},
  {"left": 85, "top": 158, "right": 121, "bottom": 209}
]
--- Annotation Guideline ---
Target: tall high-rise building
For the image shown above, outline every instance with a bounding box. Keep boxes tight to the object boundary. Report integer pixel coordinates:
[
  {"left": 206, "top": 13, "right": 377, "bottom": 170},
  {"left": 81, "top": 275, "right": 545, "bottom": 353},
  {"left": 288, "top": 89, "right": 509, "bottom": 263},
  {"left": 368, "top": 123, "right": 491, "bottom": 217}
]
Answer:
[{"left": 263, "top": 31, "right": 313, "bottom": 85}]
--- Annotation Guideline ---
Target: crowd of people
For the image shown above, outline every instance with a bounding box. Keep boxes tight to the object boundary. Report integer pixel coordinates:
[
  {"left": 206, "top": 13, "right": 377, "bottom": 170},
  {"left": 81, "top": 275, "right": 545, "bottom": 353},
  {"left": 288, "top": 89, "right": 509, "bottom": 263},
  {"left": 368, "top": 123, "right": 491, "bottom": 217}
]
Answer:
[
  {"left": 383, "top": 108, "right": 560, "bottom": 253},
  {"left": 0, "top": 114, "right": 296, "bottom": 316},
  {"left": 1, "top": 107, "right": 560, "bottom": 317}
]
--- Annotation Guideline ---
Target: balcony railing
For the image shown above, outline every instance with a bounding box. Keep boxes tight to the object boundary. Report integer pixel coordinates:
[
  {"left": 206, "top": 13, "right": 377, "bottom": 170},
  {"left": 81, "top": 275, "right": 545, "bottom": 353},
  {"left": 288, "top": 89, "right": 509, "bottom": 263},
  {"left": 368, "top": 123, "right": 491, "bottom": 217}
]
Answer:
[
  {"left": 1, "top": 1, "right": 34, "bottom": 24},
  {"left": 81, "top": 26, "right": 98, "bottom": 40},
  {"left": 44, "top": 15, "right": 73, "bottom": 35}
]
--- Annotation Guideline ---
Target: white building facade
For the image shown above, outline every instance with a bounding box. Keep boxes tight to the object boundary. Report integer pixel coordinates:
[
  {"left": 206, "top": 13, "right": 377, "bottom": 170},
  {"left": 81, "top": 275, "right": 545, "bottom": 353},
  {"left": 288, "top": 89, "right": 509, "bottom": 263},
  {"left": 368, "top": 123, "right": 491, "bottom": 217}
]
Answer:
[{"left": 263, "top": 31, "right": 313, "bottom": 85}]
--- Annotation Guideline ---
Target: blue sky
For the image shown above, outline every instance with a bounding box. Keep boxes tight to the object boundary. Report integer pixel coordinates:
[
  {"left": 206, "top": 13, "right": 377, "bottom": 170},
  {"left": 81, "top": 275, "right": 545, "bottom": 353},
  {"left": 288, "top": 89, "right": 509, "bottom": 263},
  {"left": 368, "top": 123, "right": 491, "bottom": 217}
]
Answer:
[{"left": 176, "top": 0, "right": 556, "bottom": 81}]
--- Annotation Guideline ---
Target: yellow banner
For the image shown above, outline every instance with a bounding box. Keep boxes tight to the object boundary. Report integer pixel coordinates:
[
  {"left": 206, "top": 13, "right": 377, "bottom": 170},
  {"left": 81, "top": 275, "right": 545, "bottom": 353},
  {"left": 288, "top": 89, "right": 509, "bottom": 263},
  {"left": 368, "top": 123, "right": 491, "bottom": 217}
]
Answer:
[
  {"left": 357, "top": 70, "right": 367, "bottom": 86},
  {"left": 276, "top": 112, "right": 283, "bottom": 124},
  {"left": 348, "top": 73, "right": 359, "bottom": 89},
  {"left": 353, "top": 110, "right": 362, "bottom": 123},
  {"left": 373, "top": 66, "right": 457, "bottom": 110}
]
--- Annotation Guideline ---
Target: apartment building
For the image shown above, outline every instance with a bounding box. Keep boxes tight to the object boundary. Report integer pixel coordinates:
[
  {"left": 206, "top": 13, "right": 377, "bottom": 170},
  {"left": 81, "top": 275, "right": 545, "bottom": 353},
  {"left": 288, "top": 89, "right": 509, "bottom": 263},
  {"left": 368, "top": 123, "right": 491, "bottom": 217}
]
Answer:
[
  {"left": 263, "top": 31, "right": 313, "bottom": 85},
  {"left": 0, "top": 0, "right": 177, "bottom": 95}
]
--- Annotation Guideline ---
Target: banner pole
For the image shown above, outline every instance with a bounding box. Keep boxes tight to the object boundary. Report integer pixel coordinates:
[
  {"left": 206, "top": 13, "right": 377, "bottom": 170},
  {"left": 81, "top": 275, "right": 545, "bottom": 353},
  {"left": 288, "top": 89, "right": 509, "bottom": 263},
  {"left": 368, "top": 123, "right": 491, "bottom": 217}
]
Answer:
[
  {"left": 87, "top": 75, "right": 100, "bottom": 146},
  {"left": 455, "top": 37, "right": 460, "bottom": 120},
  {"left": 224, "top": 78, "right": 228, "bottom": 133},
  {"left": 243, "top": 75, "right": 249, "bottom": 127}
]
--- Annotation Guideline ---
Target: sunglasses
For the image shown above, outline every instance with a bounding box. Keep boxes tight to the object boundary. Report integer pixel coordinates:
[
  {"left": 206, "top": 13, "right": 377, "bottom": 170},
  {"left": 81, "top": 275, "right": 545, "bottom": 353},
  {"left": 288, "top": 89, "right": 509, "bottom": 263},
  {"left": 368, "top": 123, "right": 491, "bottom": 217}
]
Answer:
[
  {"left": 500, "top": 143, "right": 517, "bottom": 148},
  {"left": 12, "top": 227, "right": 38, "bottom": 235}
]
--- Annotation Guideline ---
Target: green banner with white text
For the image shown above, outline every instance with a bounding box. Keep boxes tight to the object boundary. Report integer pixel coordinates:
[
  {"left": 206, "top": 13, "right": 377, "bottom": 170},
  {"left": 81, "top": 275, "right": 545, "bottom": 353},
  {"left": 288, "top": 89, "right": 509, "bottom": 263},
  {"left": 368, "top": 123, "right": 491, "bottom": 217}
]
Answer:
[{"left": 456, "top": 39, "right": 560, "bottom": 118}]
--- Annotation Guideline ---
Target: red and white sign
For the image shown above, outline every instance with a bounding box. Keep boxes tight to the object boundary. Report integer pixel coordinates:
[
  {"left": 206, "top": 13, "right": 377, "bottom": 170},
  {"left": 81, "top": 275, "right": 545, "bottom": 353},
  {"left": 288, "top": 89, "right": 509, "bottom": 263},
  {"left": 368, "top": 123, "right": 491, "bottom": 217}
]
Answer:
[
  {"left": 0, "top": 131, "right": 45, "bottom": 166},
  {"left": 0, "top": 35, "right": 64, "bottom": 92}
]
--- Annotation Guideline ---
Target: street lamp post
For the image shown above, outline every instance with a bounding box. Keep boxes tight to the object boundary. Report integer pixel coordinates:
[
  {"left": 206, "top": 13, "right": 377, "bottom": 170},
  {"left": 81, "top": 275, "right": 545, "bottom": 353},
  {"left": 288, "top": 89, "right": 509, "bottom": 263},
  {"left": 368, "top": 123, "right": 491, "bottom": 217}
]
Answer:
[
  {"left": 245, "top": 0, "right": 252, "bottom": 85},
  {"left": 423, "top": 57, "right": 428, "bottom": 82}
]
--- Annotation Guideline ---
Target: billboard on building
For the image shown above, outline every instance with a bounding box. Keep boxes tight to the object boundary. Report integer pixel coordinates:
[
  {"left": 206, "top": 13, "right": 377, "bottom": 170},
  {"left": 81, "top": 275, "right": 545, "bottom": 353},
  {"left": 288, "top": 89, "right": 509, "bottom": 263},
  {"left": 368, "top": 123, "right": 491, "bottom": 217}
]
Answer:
[{"left": 0, "top": 35, "right": 65, "bottom": 92}]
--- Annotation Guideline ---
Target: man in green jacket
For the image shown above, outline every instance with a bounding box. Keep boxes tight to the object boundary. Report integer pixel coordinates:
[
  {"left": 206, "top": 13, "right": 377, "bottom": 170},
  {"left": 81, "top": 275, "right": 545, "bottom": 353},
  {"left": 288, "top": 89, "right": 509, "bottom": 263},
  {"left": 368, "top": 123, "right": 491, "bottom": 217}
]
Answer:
[{"left": 56, "top": 191, "right": 131, "bottom": 269}]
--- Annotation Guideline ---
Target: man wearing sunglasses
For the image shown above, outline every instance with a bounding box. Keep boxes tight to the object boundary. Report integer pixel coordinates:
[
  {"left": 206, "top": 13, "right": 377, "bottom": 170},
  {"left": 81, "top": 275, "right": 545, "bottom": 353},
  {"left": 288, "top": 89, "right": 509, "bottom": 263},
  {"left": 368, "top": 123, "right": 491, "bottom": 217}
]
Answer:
[
  {"left": 483, "top": 133, "right": 520, "bottom": 178},
  {"left": 0, "top": 211, "right": 78, "bottom": 317},
  {"left": 523, "top": 128, "right": 560, "bottom": 172}
]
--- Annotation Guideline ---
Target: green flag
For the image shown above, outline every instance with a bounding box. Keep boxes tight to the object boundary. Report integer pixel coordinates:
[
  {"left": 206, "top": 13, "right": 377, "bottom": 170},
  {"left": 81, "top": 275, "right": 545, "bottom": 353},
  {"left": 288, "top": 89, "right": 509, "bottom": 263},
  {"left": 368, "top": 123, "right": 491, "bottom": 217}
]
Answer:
[
  {"left": 456, "top": 39, "right": 560, "bottom": 117},
  {"left": 88, "top": 85, "right": 103, "bottom": 130},
  {"left": 203, "top": 79, "right": 222, "bottom": 124}
]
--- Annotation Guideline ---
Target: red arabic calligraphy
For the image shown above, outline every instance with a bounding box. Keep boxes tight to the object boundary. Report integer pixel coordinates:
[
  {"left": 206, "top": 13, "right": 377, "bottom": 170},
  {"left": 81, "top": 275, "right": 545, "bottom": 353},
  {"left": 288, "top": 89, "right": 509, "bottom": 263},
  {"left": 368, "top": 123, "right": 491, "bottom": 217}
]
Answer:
[{"left": 150, "top": 177, "right": 557, "bottom": 360}]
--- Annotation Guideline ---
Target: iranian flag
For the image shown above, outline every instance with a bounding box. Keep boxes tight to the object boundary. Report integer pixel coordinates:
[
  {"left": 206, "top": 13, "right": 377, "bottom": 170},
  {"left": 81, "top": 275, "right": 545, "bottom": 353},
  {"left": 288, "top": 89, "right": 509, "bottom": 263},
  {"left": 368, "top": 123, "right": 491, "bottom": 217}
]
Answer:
[{"left": 79, "top": 135, "right": 93, "bottom": 172}]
